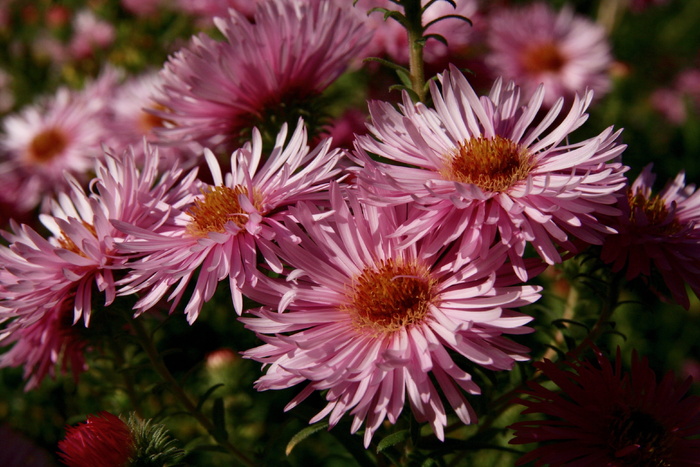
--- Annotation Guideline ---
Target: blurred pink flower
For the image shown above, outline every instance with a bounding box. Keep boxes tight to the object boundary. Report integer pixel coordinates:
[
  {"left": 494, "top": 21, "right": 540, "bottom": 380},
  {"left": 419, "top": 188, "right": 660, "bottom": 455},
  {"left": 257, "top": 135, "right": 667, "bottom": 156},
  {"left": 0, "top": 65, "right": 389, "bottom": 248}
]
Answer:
[
  {"left": 0, "top": 85, "right": 110, "bottom": 212},
  {"left": 355, "top": 65, "right": 627, "bottom": 280},
  {"left": 242, "top": 184, "right": 541, "bottom": 447},
  {"left": 155, "top": 0, "right": 369, "bottom": 151},
  {"left": 106, "top": 70, "right": 199, "bottom": 168},
  {"left": 509, "top": 348, "right": 700, "bottom": 466},
  {"left": 58, "top": 412, "right": 134, "bottom": 467},
  {"left": 116, "top": 121, "right": 344, "bottom": 322},
  {"left": 68, "top": 10, "right": 115, "bottom": 60},
  {"left": 600, "top": 165, "right": 700, "bottom": 308},
  {"left": 486, "top": 2, "right": 612, "bottom": 106}
]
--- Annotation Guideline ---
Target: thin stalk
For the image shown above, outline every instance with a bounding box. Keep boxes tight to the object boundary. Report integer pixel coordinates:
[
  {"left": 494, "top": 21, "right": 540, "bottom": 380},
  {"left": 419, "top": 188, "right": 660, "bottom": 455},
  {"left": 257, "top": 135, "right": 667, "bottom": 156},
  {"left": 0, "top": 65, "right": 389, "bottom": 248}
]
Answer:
[
  {"left": 126, "top": 313, "right": 256, "bottom": 467},
  {"left": 109, "top": 338, "right": 145, "bottom": 419},
  {"left": 402, "top": 0, "right": 427, "bottom": 102}
]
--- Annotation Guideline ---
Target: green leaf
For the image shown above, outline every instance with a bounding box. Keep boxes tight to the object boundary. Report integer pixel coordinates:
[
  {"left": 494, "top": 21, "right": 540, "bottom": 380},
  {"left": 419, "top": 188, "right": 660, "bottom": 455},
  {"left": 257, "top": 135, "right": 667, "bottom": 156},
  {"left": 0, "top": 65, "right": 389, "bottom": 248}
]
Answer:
[
  {"left": 211, "top": 397, "right": 228, "bottom": 443},
  {"left": 363, "top": 56, "right": 410, "bottom": 75},
  {"left": 376, "top": 429, "right": 410, "bottom": 454},
  {"left": 196, "top": 383, "right": 225, "bottom": 412},
  {"left": 424, "top": 14, "right": 472, "bottom": 30},
  {"left": 423, "top": 33, "right": 448, "bottom": 47},
  {"left": 285, "top": 421, "right": 329, "bottom": 456}
]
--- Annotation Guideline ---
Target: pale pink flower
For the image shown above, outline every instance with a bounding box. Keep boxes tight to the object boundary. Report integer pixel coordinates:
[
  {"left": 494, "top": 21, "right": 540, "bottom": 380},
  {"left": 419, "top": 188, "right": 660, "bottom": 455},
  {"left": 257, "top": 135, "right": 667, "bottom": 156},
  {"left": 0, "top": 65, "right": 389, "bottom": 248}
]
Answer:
[
  {"left": 155, "top": 0, "right": 369, "bottom": 151},
  {"left": 242, "top": 184, "right": 542, "bottom": 446},
  {"left": 0, "top": 145, "right": 192, "bottom": 388},
  {"left": 0, "top": 84, "right": 111, "bottom": 212},
  {"left": 600, "top": 165, "right": 700, "bottom": 309},
  {"left": 68, "top": 10, "right": 115, "bottom": 60},
  {"left": 115, "top": 121, "right": 344, "bottom": 322},
  {"left": 106, "top": 71, "right": 199, "bottom": 168},
  {"left": 486, "top": 2, "right": 613, "bottom": 106},
  {"left": 355, "top": 65, "right": 628, "bottom": 279}
]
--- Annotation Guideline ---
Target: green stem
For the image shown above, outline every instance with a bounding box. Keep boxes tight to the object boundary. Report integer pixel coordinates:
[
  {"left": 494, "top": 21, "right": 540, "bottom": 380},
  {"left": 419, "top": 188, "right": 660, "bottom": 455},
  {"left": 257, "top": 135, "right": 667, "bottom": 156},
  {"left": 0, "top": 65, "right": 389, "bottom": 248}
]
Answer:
[
  {"left": 474, "top": 271, "right": 623, "bottom": 434},
  {"left": 126, "top": 313, "right": 256, "bottom": 467},
  {"left": 402, "top": 0, "right": 427, "bottom": 102},
  {"left": 109, "top": 338, "right": 145, "bottom": 419}
]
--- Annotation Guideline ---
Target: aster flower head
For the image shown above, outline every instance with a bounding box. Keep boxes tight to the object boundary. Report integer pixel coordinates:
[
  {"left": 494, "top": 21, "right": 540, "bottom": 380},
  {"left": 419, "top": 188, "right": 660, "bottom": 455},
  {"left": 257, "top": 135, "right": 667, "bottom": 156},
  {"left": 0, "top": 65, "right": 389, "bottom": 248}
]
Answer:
[
  {"left": 242, "top": 184, "right": 542, "bottom": 447},
  {"left": 0, "top": 84, "right": 111, "bottom": 212},
  {"left": 116, "top": 120, "right": 344, "bottom": 322},
  {"left": 600, "top": 164, "right": 700, "bottom": 309},
  {"left": 58, "top": 412, "right": 184, "bottom": 467},
  {"left": 155, "top": 0, "right": 370, "bottom": 151},
  {"left": 58, "top": 412, "right": 134, "bottom": 467},
  {"left": 356, "top": 65, "right": 628, "bottom": 279},
  {"left": 509, "top": 348, "right": 700, "bottom": 466},
  {"left": 0, "top": 144, "right": 192, "bottom": 388},
  {"left": 486, "top": 2, "right": 613, "bottom": 106}
]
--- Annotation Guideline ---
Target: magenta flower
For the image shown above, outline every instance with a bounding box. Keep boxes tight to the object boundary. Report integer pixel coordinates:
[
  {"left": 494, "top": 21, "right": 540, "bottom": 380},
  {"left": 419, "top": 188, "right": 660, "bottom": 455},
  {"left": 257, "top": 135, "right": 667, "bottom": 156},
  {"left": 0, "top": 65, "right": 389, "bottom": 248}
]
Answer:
[
  {"left": 241, "top": 184, "right": 542, "bottom": 447},
  {"left": 509, "top": 348, "right": 700, "bottom": 466},
  {"left": 355, "top": 65, "right": 628, "bottom": 280},
  {"left": 600, "top": 165, "right": 700, "bottom": 308},
  {"left": 58, "top": 412, "right": 134, "bottom": 467},
  {"left": 154, "top": 0, "right": 369, "bottom": 150},
  {"left": 0, "top": 145, "right": 190, "bottom": 388},
  {"left": 116, "top": 121, "right": 344, "bottom": 322},
  {"left": 486, "top": 2, "right": 613, "bottom": 106}
]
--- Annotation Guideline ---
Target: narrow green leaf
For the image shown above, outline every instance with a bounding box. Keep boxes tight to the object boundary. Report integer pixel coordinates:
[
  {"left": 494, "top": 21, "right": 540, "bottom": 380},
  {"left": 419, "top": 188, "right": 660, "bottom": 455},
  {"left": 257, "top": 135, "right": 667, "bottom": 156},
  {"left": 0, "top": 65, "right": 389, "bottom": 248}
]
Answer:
[
  {"left": 285, "top": 421, "right": 329, "bottom": 456},
  {"left": 196, "top": 383, "right": 225, "bottom": 412},
  {"left": 363, "top": 56, "right": 410, "bottom": 75},
  {"left": 376, "top": 429, "right": 410, "bottom": 454},
  {"left": 424, "top": 14, "right": 473, "bottom": 30},
  {"left": 423, "top": 33, "right": 448, "bottom": 47}
]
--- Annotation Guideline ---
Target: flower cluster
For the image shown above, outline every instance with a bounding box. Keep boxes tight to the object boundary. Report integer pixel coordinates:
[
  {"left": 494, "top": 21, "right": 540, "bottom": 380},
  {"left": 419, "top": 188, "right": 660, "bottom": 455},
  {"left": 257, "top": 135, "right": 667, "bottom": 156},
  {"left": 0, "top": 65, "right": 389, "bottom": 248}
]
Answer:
[{"left": 1, "top": 0, "right": 699, "bottom": 464}]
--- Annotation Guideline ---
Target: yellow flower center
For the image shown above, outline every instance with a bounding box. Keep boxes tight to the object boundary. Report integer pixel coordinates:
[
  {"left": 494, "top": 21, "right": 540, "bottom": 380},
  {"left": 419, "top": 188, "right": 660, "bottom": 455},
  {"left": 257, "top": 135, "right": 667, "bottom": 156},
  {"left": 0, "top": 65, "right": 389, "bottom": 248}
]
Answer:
[
  {"left": 28, "top": 127, "right": 68, "bottom": 163},
  {"left": 56, "top": 222, "right": 97, "bottom": 257},
  {"left": 441, "top": 136, "right": 533, "bottom": 193},
  {"left": 628, "top": 189, "right": 682, "bottom": 235},
  {"left": 186, "top": 185, "right": 262, "bottom": 238},
  {"left": 343, "top": 259, "right": 437, "bottom": 334},
  {"left": 522, "top": 42, "right": 567, "bottom": 73}
]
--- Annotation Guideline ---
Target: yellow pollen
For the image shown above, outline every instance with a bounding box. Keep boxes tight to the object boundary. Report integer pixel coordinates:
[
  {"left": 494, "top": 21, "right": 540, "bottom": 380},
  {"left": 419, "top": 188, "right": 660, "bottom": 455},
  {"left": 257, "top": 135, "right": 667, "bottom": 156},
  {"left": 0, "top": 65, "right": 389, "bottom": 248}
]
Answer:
[
  {"left": 186, "top": 185, "right": 261, "bottom": 238},
  {"left": 522, "top": 42, "right": 567, "bottom": 73},
  {"left": 343, "top": 259, "right": 437, "bottom": 334},
  {"left": 441, "top": 136, "right": 533, "bottom": 192},
  {"left": 56, "top": 222, "right": 97, "bottom": 257},
  {"left": 138, "top": 103, "right": 171, "bottom": 134},
  {"left": 628, "top": 189, "right": 682, "bottom": 235},
  {"left": 28, "top": 127, "right": 68, "bottom": 163}
]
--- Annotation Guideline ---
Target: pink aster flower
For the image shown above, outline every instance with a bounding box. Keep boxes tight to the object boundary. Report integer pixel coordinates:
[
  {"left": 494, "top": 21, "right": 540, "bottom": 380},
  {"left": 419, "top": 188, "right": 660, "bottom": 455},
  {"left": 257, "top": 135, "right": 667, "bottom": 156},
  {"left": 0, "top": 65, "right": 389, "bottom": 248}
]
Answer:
[
  {"left": 0, "top": 145, "right": 192, "bottom": 388},
  {"left": 155, "top": 0, "right": 369, "bottom": 151},
  {"left": 600, "top": 165, "right": 700, "bottom": 309},
  {"left": 0, "top": 81, "right": 112, "bottom": 212},
  {"left": 58, "top": 412, "right": 134, "bottom": 467},
  {"left": 106, "top": 71, "right": 198, "bottom": 168},
  {"left": 509, "top": 348, "right": 700, "bottom": 466},
  {"left": 115, "top": 121, "right": 344, "bottom": 322},
  {"left": 67, "top": 10, "right": 115, "bottom": 61},
  {"left": 486, "top": 2, "right": 613, "bottom": 106},
  {"left": 242, "top": 184, "right": 542, "bottom": 447},
  {"left": 355, "top": 65, "right": 628, "bottom": 280}
]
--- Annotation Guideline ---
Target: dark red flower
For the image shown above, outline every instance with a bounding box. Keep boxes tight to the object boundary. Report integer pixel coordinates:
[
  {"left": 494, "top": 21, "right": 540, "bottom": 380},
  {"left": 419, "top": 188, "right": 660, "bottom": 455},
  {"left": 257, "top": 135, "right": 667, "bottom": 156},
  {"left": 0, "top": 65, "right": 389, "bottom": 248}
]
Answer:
[
  {"left": 509, "top": 348, "right": 700, "bottom": 466},
  {"left": 58, "top": 412, "right": 134, "bottom": 467}
]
